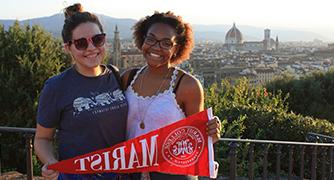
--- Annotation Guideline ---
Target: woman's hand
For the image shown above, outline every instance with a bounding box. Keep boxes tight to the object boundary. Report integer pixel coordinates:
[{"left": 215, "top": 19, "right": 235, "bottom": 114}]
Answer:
[
  {"left": 207, "top": 116, "right": 221, "bottom": 143},
  {"left": 41, "top": 161, "right": 59, "bottom": 180}
]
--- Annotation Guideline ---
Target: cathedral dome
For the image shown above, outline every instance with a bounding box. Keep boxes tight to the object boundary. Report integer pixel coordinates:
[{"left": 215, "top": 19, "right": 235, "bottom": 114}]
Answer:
[{"left": 225, "top": 23, "right": 243, "bottom": 44}]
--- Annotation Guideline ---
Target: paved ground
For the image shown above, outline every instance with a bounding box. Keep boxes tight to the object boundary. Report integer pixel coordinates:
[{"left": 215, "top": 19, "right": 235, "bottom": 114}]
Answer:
[{"left": 0, "top": 171, "right": 43, "bottom": 180}]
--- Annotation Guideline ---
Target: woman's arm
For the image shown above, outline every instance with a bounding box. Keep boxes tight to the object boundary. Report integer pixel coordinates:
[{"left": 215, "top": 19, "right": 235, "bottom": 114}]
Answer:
[
  {"left": 176, "top": 74, "right": 221, "bottom": 143},
  {"left": 176, "top": 74, "right": 204, "bottom": 116},
  {"left": 34, "top": 124, "right": 57, "bottom": 164},
  {"left": 34, "top": 124, "right": 59, "bottom": 179}
]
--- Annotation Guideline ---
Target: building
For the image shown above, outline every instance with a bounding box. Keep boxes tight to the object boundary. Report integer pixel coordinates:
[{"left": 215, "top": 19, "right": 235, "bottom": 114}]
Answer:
[
  {"left": 254, "top": 68, "right": 276, "bottom": 84},
  {"left": 224, "top": 23, "right": 243, "bottom": 51},
  {"left": 121, "top": 49, "right": 146, "bottom": 70},
  {"left": 110, "top": 26, "right": 146, "bottom": 71},
  {"left": 110, "top": 25, "right": 121, "bottom": 67},
  {"left": 224, "top": 23, "right": 279, "bottom": 52}
]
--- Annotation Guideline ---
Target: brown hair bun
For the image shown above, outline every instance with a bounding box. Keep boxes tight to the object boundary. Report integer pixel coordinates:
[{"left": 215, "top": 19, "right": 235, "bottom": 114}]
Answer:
[{"left": 64, "top": 3, "right": 84, "bottom": 19}]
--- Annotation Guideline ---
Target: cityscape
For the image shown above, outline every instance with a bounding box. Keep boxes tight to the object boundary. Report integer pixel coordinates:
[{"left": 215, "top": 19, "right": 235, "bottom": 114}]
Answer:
[
  {"left": 111, "top": 23, "right": 334, "bottom": 87},
  {"left": 1, "top": 0, "right": 334, "bottom": 178}
]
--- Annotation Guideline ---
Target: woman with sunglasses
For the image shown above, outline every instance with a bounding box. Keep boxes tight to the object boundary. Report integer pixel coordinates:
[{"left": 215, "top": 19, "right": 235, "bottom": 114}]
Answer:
[
  {"left": 34, "top": 3, "right": 128, "bottom": 179},
  {"left": 122, "top": 11, "right": 221, "bottom": 180}
]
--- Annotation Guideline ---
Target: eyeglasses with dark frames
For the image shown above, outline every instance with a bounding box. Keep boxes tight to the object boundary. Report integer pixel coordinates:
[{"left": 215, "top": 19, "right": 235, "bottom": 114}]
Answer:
[
  {"left": 68, "top": 33, "right": 106, "bottom": 51},
  {"left": 144, "top": 36, "right": 177, "bottom": 50}
]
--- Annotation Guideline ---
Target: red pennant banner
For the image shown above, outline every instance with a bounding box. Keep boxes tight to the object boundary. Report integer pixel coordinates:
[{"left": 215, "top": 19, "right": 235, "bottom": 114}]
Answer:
[{"left": 48, "top": 108, "right": 216, "bottom": 178}]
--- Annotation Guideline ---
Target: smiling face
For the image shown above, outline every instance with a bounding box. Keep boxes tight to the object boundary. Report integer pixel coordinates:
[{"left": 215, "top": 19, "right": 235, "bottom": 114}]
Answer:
[
  {"left": 65, "top": 22, "right": 105, "bottom": 74},
  {"left": 141, "top": 23, "right": 179, "bottom": 68}
]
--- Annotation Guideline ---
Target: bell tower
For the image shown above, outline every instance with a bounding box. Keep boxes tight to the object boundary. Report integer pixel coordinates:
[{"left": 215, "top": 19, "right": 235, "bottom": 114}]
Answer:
[
  {"left": 112, "top": 25, "right": 121, "bottom": 67},
  {"left": 264, "top": 29, "right": 271, "bottom": 51}
]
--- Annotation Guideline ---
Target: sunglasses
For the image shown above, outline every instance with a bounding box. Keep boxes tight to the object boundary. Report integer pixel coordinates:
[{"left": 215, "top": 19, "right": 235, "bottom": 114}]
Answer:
[
  {"left": 68, "top": 33, "right": 106, "bottom": 50},
  {"left": 144, "top": 36, "right": 177, "bottom": 50}
]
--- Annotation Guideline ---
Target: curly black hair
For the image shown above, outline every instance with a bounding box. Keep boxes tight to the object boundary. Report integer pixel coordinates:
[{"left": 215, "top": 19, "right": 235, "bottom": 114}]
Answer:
[{"left": 132, "top": 11, "right": 194, "bottom": 64}]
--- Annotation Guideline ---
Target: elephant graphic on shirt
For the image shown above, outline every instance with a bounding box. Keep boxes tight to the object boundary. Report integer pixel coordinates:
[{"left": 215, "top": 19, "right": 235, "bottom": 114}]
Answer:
[
  {"left": 73, "top": 97, "right": 96, "bottom": 112},
  {"left": 95, "top": 92, "right": 114, "bottom": 106},
  {"left": 113, "top": 89, "right": 125, "bottom": 101}
]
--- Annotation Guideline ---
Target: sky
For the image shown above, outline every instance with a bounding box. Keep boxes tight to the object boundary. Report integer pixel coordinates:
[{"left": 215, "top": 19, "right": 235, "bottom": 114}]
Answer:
[{"left": 1, "top": 0, "right": 334, "bottom": 40}]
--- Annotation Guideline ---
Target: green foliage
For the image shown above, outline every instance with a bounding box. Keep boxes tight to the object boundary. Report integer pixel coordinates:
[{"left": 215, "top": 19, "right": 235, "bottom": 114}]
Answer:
[
  {"left": 0, "top": 21, "right": 69, "bottom": 127},
  {"left": 32, "top": 154, "right": 42, "bottom": 175},
  {"left": 206, "top": 78, "right": 334, "bottom": 140},
  {"left": 205, "top": 78, "right": 334, "bottom": 177},
  {"left": 0, "top": 22, "right": 70, "bottom": 173},
  {"left": 266, "top": 69, "right": 334, "bottom": 123}
]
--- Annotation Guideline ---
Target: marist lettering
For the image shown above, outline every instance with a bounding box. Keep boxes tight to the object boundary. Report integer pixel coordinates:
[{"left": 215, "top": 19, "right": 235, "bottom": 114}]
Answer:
[{"left": 74, "top": 135, "right": 159, "bottom": 172}]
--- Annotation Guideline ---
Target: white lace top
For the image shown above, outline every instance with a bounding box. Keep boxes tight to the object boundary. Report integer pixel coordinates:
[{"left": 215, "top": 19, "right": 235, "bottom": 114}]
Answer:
[{"left": 125, "top": 66, "right": 186, "bottom": 139}]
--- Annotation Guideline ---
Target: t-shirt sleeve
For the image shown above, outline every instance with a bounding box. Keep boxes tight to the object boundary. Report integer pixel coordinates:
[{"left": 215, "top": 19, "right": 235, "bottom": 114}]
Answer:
[{"left": 36, "top": 80, "right": 60, "bottom": 128}]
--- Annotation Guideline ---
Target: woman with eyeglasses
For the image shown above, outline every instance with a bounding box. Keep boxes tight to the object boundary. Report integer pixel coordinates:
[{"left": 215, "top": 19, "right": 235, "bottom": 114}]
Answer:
[
  {"left": 122, "top": 11, "right": 221, "bottom": 180},
  {"left": 34, "top": 3, "right": 128, "bottom": 179}
]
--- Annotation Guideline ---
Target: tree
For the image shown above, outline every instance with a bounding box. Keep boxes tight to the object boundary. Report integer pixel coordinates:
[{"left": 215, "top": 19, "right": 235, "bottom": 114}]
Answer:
[
  {"left": 205, "top": 78, "right": 334, "bottom": 176},
  {"left": 0, "top": 21, "right": 70, "bottom": 173},
  {"left": 266, "top": 69, "right": 334, "bottom": 123}
]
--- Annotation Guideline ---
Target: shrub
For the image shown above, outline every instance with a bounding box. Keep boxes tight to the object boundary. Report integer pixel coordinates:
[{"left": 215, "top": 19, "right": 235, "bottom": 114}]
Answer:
[
  {"left": 205, "top": 78, "right": 334, "bottom": 177},
  {"left": 0, "top": 22, "right": 69, "bottom": 174},
  {"left": 266, "top": 69, "right": 334, "bottom": 123}
]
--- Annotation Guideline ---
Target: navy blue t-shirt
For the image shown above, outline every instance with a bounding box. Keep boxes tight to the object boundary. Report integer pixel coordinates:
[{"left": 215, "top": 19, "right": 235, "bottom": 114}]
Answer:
[{"left": 37, "top": 65, "right": 128, "bottom": 161}]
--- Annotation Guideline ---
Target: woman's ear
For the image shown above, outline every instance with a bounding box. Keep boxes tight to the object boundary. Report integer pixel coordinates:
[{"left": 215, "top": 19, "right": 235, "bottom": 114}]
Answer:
[
  {"left": 173, "top": 45, "right": 180, "bottom": 57},
  {"left": 64, "top": 44, "right": 71, "bottom": 54},
  {"left": 64, "top": 44, "right": 75, "bottom": 61}
]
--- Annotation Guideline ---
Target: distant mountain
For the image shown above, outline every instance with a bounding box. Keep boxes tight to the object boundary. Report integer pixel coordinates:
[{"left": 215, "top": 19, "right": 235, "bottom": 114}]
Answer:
[
  {"left": 1, "top": 14, "right": 65, "bottom": 37},
  {"left": 0, "top": 13, "right": 137, "bottom": 40},
  {"left": 192, "top": 24, "right": 330, "bottom": 42},
  {"left": 0, "top": 14, "right": 330, "bottom": 42}
]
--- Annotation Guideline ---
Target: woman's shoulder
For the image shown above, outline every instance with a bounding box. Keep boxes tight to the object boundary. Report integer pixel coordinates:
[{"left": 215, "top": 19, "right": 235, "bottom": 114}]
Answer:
[
  {"left": 120, "top": 68, "right": 140, "bottom": 90},
  {"left": 44, "top": 67, "right": 73, "bottom": 88},
  {"left": 174, "top": 68, "right": 204, "bottom": 113},
  {"left": 121, "top": 68, "right": 139, "bottom": 78},
  {"left": 175, "top": 68, "right": 202, "bottom": 89}
]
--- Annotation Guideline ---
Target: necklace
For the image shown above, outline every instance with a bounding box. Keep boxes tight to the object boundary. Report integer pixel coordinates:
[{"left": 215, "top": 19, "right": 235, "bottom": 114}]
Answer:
[{"left": 137, "top": 67, "right": 172, "bottom": 129}]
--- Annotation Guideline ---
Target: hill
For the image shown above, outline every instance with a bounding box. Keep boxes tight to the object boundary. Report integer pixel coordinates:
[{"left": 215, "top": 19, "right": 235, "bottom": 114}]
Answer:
[{"left": 0, "top": 14, "right": 329, "bottom": 41}]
